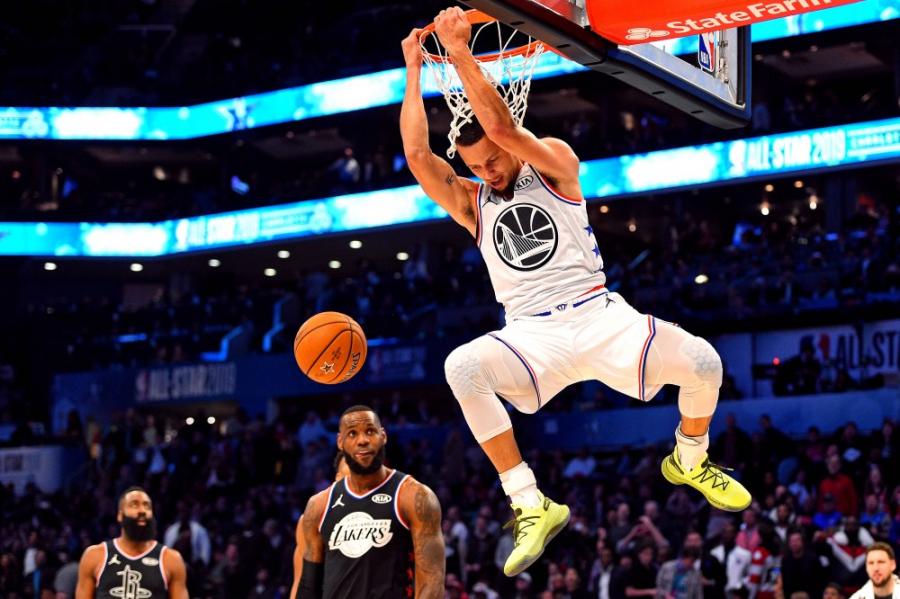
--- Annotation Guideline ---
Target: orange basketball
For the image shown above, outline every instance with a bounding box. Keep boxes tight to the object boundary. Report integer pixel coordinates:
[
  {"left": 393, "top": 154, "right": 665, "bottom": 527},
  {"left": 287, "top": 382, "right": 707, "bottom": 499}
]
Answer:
[{"left": 294, "top": 311, "right": 367, "bottom": 384}]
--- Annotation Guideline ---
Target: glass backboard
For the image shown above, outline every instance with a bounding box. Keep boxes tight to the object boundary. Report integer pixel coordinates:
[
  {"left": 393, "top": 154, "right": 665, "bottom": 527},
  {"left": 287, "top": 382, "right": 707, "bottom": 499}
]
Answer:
[{"left": 461, "top": 0, "right": 752, "bottom": 128}]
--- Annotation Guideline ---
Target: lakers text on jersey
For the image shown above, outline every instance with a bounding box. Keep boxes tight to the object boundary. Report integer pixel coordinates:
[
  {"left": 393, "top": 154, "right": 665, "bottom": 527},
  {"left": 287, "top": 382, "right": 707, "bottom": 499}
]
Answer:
[{"left": 318, "top": 469, "right": 414, "bottom": 599}]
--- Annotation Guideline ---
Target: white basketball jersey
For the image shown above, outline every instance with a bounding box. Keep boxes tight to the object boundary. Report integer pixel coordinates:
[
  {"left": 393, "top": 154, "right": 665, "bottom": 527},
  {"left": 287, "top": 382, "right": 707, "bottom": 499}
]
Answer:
[{"left": 475, "top": 163, "right": 605, "bottom": 320}]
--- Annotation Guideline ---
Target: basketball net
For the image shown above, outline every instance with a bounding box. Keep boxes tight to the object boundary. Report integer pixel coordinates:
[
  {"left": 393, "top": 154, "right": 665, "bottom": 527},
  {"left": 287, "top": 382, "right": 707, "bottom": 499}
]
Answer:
[{"left": 419, "top": 12, "right": 545, "bottom": 159}]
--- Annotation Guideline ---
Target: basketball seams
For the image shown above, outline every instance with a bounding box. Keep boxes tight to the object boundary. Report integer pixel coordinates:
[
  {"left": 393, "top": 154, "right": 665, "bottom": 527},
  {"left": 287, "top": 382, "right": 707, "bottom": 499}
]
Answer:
[
  {"left": 303, "top": 331, "right": 344, "bottom": 377},
  {"left": 329, "top": 325, "right": 354, "bottom": 383},
  {"left": 294, "top": 319, "right": 349, "bottom": 349}
]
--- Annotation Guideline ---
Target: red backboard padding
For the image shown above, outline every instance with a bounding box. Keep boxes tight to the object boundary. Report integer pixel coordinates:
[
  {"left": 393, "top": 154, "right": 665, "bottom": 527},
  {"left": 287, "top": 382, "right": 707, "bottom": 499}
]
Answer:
[{"left": 585, "top": 0, "right": 862, "bottom": 44}]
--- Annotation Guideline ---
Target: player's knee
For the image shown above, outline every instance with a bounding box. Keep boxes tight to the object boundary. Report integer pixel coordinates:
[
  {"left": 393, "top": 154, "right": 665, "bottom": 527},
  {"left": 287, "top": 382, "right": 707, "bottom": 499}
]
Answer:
[
  {"left": 683, "top": 336, "right": 722, "bottom": 389},
  {"left": 444, "top": 343, "right": 486, "bottom": 400}
]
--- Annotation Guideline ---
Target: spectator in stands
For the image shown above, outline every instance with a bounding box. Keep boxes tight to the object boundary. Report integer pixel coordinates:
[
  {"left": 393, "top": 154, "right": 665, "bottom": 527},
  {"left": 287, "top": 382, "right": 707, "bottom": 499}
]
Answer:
[
  {"left": 711, "top": 521, "right": 752, "bottom": 597},
  {"left": 714, "top": 414, "right": 752, "bottom": 473},
  {"left": 847, "top": 543, "right": 898, "bottom": 599},
  {"left": 162, "top": 501, "right": 212, "bottom": 567},
  {"left": 737, "top": 508, "right": 762, "bottom": 552},
  {"left": 773, "top": 342, "right": 822, "bottom": 396},
  {"left": 820, "top": 455, "right": 859, "bottom": 517},
  {"left": 823, "top": 582, "right": 845, "bottom": 599},
  {"left": 330, "top": 147, "right": 361, "bottom": 185},
  {"left": 609, "top": 503, "right": 634, "bottom": 550},
  {"left": 563, "top": 447, "right": 597, "bottom": 479},
  {"left": 826, "top": 516, "right": 874, "bottom": 594},
  {"left": 617, "top": 505, "right": 670, "bottom": 555},
  {"left": 562, "top": 567, "right": 591, "bottom": 599},
  {"left": 747, "top": 520, "right": 781, "bottom": 599},
  {"left": 780, "top": 530, "right": 826, "bottom": 597},
  {"left": 588, "top": 543, "right": 616, "bottom": 598},
  {"left": 860, "top": 493, "right": 891, "bottom": 534},
  {"left": 656, "top": 545, "right": 703, "bottom": 599},
  {"left": 297, "top": 410, "right": 330, "bottom": 448},
  {"left": 624, "top": 544, "right": 658, "bottom": 598},
  {"left": 815, "top": 494, "right": 844, "bottom": 532}
]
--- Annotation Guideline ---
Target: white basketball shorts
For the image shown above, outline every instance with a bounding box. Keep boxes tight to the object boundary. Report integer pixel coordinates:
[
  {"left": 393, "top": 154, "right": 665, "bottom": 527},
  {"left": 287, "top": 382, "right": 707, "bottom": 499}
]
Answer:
[{"left": 487, "top": 288, "right": 663, "bottom": 411}]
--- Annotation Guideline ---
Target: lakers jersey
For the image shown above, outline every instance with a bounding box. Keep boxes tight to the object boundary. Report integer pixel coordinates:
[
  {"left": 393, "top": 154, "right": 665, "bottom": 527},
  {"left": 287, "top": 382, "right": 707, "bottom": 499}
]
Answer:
[
  {"left": 318, "top": 469, "right": 414, "bottom": 598},
  {"left": 95, "top": 540, "right": 168, "bottom": 599},
  {"left": 474, "top": 163, "right": 605, "bottom": 320}
]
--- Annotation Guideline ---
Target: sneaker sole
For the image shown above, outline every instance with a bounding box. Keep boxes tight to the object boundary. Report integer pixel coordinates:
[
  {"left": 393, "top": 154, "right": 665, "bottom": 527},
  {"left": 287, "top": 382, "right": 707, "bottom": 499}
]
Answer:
[
  {"left": 504, "top": 507, "right": 571, "bottom": 577},
  {"left": 661, "top": 456, "right": 751, "bottom": 513}
]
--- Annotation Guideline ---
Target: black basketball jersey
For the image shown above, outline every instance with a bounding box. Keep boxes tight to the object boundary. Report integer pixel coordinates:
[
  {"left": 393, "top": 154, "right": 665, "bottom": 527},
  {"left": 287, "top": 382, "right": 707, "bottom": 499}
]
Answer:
[
  {"left": 95, "top": 540, "right": 168, "bottom": 599},
  {"left": 319, "top": 469, "right": 414, "bottom": 599}
]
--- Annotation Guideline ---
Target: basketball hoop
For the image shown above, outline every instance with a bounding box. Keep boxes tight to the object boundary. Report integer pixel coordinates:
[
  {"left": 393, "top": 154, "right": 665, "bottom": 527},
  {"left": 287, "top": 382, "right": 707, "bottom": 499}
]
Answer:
[{"left": 418, "top": 9, "right": 545, "bottom": 158}]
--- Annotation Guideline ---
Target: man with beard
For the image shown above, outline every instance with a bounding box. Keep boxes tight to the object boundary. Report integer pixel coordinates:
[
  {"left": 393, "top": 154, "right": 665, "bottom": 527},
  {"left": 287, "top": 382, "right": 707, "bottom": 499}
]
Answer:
[
  {"left": 75, "top": 487, "right": 188, "bottom": 598},
  {"left": 849, "top": 543, "right": 898, "bottom": 599},
  {"left": 298, "top": 405, "right": 445, "bottom": 598}
]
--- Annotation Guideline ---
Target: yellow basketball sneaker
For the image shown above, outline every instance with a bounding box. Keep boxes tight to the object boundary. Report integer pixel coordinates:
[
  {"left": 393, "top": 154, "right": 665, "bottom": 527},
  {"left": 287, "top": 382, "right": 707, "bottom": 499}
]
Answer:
[
  {"left": 661, "top": 450, "right": 752, "bottom": 512},
  {"left": 503, "top": 493, "right": 570, "bottom": 577}
]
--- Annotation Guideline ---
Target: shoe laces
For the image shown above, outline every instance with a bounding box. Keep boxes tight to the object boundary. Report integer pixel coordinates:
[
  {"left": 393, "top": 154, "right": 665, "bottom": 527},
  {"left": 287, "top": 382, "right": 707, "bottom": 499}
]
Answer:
[
  {"left": 503, "top": 499, "right": 548, "bottom": 546},
  {"left": 691, "top": 459, "right": 732, "bottom": 490}
]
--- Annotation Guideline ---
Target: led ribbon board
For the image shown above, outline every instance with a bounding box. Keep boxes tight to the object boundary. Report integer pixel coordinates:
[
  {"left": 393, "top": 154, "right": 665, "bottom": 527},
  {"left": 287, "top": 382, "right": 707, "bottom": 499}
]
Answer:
[
  {"left": 0, "top": 2, "right": 895, "bottom": 140},
  {"left": 1, "top": 117, "right": 898, "bottom": 257}
]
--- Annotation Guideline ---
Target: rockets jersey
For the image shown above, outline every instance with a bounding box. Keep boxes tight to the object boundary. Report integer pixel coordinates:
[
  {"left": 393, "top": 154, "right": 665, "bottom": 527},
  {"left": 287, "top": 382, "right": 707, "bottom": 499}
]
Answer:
[
  {"left": 318, "top": 470, "right": 414, "bottom": 599},
  {"left": 95, "top": 540, "right": 168, "bottom": 599},
  {"left": 474, "top": 163, "right": 605, "bottom": 320}
]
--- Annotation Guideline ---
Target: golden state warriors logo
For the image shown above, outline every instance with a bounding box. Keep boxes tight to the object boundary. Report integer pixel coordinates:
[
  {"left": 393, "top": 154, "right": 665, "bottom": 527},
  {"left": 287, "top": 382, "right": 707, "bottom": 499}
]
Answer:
[
  {"left": 328, "top": 512, "right": 394, "bottom": 558},
  {"left": 493, "top": 203, "right": 558, "bottom": 271},
  {"left": 111, "top": 565, "right": 152, "bottom": 599}
]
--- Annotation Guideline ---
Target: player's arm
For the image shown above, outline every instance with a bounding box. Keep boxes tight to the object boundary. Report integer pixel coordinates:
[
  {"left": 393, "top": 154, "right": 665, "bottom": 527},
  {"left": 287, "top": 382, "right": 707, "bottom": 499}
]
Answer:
[
  {"left": 74, "top": 544, "right": 102, "bottom": 599},
  {"left": 436, "top": 8, "right": 581, "bottom": 188},
  {"left": 163, "top": 548, "right": 189, "bottom": 599},
  {"left": 290, "top": 515, "right": 305, "bottom": 599},
  {"left": 400, "top": 28, "right": 479, "bottom": 236},
  {"left": 399, "top": 478, "right": 445, "bottom": 599},
  {"left": 299, "top": 491, "right": 328, "bottom": 599}
]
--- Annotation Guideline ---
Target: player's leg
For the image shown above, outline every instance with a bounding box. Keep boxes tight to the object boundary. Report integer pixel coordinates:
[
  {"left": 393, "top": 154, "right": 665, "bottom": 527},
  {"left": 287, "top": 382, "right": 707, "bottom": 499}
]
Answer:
[
  {"left": 642, "top": 320, "right": 751, "bottom": 511},
  {"left": 444, "top": 333, "right": 570, "bottom": 575}
]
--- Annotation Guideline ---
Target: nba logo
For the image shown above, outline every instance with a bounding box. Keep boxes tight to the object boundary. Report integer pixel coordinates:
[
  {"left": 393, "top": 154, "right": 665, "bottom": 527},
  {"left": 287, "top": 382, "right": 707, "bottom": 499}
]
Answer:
[{"left": 698, "top": 31, "right": 716, "bottom": 73}]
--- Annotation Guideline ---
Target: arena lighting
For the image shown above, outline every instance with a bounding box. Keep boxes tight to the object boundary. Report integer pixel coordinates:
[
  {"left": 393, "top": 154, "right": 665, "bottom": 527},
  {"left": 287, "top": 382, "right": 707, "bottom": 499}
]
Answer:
[
  {"left": 0, "top": 5, "right": 893, "bottom": 141},
  {"left": 396, "top": 252, "right": 410, "bottom": 261},
  {"left": 328, "top": 260, "right": 341, "bottom": 269},
  {"left": 794, "top": 179, "right": 804, "bottom": 188},
  {"left": 3, "top": 116, "right": 900, "bottom": 257},
  {"left": 349, "top": 240, "right": 363, "bottom": 249},
  {"left": 43, "top": 262, "right": 57, "bottom": 271},
  {"left": 694, "top": 273, "right": 710, "bottom": 284},
  {"left": 264, "top": 267, "right": 276, "bottom": 277},
  {"left": 208, "top": 258, "right": 221, "bottom": 267},
  {"left": 207, "top": 416, "right": 216, "bottom": 425},
  {"left": 760, "top": 202, "right": 771, "bottom": 215},
  {"left": 809, "top": 195, "right": 819, "bottom": 210},
  {"left": 599, "top": 205, "right": 610, "bottom": 214},
  {"left": 277, "top": 250, "right": 290, "bottom": 259},
  {"left": 130, "top": 262, "right": 143, "bottom": 272},
  {"left": 627, "top": 220, "right": 637, "bottom": 232},
  {"left": 764, "top": 183, "right": 774, "bottom": 192},
  {"left": 185, "top": 417, "right": 195, "bottom": 425}
]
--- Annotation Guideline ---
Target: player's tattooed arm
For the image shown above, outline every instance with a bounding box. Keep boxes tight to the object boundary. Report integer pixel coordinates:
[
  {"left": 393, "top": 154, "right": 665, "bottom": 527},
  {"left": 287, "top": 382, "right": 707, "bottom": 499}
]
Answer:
[
  {"left": 297, "top": 492, "right": 327, "bottom": 598},
  {"left": 402, "top": 479, "right": 445, "bottom": 599},
  {"left": 301, "top": 493, "right": 327, "bottom": 563}
]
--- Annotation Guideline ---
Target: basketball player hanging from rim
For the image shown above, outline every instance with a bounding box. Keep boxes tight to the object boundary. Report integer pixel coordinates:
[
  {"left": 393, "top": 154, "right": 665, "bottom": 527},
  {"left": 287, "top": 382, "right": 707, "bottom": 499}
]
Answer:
[{"left": 400, "top": 6, "right": 752, "bottom": 577}]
